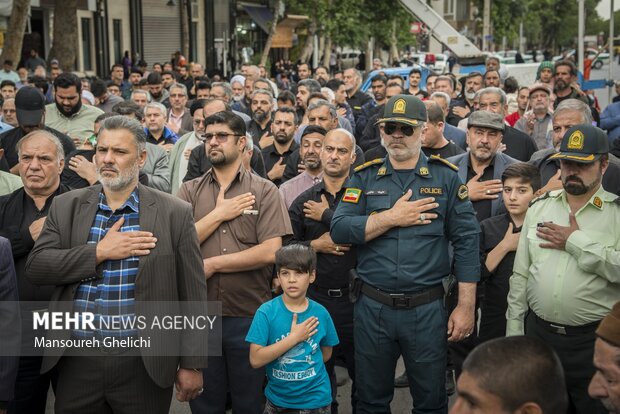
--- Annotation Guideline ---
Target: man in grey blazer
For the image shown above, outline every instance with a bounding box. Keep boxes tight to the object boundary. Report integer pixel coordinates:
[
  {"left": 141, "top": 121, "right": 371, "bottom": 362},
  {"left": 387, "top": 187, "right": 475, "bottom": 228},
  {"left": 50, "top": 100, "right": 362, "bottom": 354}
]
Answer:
[
  {"left": 448, "top": 111, "right": 519, "bottom": 222},
  {"left": 25, "top": 116, "right": 208, "bottom": 414}
]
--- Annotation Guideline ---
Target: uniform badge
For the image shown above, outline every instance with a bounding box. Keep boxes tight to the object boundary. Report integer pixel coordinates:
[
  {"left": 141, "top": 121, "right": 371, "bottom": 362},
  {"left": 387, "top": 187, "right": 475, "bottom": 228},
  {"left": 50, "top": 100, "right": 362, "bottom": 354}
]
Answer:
[
  {"left": 419, "top": 167, "right": 429, "bottom": 176},
  {"left": 393, "top": 98, "right": 407, "bottom": 114},
  {"left": 377, "top": 166, "right": 387, "bottom": 176},
  {"left": 567, "top": 130, "right": 585, "bottom": 150},
  {"left": 420, "top": 187, "right": 443, "bottom": 195},
  {"left": 342, "top": 188, "right": 362, "bottom": 204},
  {"left": 593, "top": 196, "right": 603, "bottom": 209},
  {"left": 457, "top": 184, "right": 469, "bottom": 200}
]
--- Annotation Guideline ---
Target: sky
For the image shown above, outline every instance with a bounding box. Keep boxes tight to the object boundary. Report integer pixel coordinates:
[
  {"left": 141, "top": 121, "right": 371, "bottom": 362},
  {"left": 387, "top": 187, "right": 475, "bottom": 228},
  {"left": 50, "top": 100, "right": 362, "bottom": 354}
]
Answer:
[{"left": 597, "top": 0, "right": 620, "bottom": 20}]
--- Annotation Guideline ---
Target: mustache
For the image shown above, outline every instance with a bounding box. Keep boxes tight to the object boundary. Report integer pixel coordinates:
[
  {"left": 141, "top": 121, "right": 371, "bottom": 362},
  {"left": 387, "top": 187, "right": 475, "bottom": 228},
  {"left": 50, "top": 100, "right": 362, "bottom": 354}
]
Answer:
[{"left": 565, "top": 175, "right": 584, "bottom": 184}]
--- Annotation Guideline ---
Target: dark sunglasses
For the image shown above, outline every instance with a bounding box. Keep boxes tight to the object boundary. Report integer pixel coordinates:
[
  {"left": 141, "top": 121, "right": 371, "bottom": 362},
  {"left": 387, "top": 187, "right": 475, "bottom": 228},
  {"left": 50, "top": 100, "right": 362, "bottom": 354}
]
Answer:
[{"left": 383, "top": 122, "right": 415, "bottom": 136}]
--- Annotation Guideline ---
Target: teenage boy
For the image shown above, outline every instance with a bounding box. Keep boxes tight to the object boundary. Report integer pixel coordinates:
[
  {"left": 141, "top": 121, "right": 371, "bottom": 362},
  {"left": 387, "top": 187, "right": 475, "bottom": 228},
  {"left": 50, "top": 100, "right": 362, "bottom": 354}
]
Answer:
[
  {"left": 478, "top": 163, "right": 541, "bottom": 342},
  {"left": 246, "top": 244, "right": 339, "bottom": 414}
]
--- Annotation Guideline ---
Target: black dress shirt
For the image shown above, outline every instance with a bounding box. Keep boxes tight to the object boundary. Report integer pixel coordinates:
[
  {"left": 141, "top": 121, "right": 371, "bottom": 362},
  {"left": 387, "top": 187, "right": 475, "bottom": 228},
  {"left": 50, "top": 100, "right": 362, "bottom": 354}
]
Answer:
[
  {"left": 288, "top": 181, "right": 356, "bottom": 289},
  {"left": 261, "top": 140, "right": 299, "bottom": 187},
  {"left": 466, "top": 158, "right": 495, "bottom": 222}
]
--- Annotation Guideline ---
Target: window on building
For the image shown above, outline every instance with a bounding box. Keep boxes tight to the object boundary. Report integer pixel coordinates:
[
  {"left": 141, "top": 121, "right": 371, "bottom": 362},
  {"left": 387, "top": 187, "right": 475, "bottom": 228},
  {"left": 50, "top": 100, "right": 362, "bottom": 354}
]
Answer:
[
  {"left": 81, "top": 18, "right": 92, "bottom": 71},
  {"left": 113, "top": 19, "right": 122, "bottom": 64}
]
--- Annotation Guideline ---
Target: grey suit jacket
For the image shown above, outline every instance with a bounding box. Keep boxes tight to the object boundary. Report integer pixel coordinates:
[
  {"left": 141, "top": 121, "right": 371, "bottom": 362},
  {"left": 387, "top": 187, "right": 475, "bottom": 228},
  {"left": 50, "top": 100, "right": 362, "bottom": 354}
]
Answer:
[
  {"left": 448, "top": 151, "right": 519, "bottom": 217},
  {"left": 145, "top": 143, "right": 171, "bottom": 193},
  {"left": 25, "top": 184, "right": 208, "bottom": 387}
]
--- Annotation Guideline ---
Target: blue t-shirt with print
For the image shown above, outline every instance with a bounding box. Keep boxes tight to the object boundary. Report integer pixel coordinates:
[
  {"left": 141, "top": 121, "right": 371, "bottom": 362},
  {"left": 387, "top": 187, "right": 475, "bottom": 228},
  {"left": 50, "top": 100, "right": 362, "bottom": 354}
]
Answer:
[{"left": 246, "top": 295, "right": 339, "bottom": 409}]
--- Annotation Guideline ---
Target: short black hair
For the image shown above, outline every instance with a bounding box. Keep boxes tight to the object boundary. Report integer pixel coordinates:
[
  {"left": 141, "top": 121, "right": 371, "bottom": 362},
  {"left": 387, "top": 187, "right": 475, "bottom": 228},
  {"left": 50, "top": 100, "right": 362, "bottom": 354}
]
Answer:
[
  {"left": 501, "top": 162, "right": 541, "bottom": 192},
  {"left": 275, "top": 244, "right": 317, "bottom": 274},
  {"left": 274, "top": 106, "right": 298, "bottom": 124},
  {"left": 54, "top": 72, "right": 82, "bottom": 93},
  {"left": 409, "top": 67, "right": 422, "bottom": 77},
  {"left": 503, "top": 76, "right": 519, "bottom": 94},
  {"left": 112, "top": 101, "right": 144, "bottom": 121},
  {"left": 130, "top": 68, "right": 143, "bottom": 76},
  {"left": 28, "top": 76, "right": 49, "bottom": 94},
  {"left": 277, "top": 90, "right": 296, "bottom": 105},
  {"left": 301, "top": 125, "right": 327, "bottom": 139},
  {"left": 555, "top": 59, "right": 578, "bottom": 77},
  {"left": 196, "top": 81, "right": 211, "bottom": 90},
  {"left": 371, "top": 75, "right": 388, "bottom": 86},
  {"left": 203, "top": 111, "right": 246, "bottom": 136},
  {"left": 90, "top": 79, "right": 107, "bottom": 98},
  {"left": 462, "top": 336, "right": 568, "bottom": 413},
  {"left": 325, "top": 79, "right": 344, "bottom": 92},
  {"left": 190, "top": 99, "right": 207, "bottom": 116},
  {"left": 110, "top": 63, "right": 123, "bottom": 72},
  {"left": 0, "top": 80, "right": 16, "bottom": 90},
  {"left": 146, "top": 72, "right": 162, "bottom": 85}
]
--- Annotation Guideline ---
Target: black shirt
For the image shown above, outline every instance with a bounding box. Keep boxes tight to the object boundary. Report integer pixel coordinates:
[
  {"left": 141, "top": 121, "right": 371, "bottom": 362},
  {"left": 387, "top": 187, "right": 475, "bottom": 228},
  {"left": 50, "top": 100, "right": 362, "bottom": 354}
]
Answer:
[
  {"left": 446, "top": 98, "right": 472, "bottom": 126},
  {"left": 347, "top": 89, "right": 373, "bottom": 121},
  {"left": 247, "top": 120, "right": 272, "bottom": 149},
  {"left": 479, "top": 213, "right": 520, "bottom": 341},
  {"left": 466, "top": 157, "right": 495, "bottom": 222},
  {"left": 502, "top": 126, "right": 538, "bottom": 162},
  {"left": 183, "top": 144, "right": 267, "bottom": 182},
  {"left": 288, "top": 181, "right": 356, "bottom": 289},
  {"left": 261, "top": 140, "right": 299, "bottom": 187},
  {"left": 0, "top": 126, "right": 76, "bottom": 169}
]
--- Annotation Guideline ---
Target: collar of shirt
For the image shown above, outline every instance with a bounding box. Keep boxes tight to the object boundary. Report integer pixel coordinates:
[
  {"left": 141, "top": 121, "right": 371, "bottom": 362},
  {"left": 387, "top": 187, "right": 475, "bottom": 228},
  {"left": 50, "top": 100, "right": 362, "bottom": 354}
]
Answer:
[
  {"left": 265, "top": 140, "right": 299, "bottom": 156},
  {"left": 169, "top": 109, "right": 186, "bottom": 122},
  {"left": 376, "top": 154, "right": 433, "bottom": 179},
  {"left": 23, "top": 183, "right": 64, "bottom": 214},
  {"left": 557, "top": 184, "right": 615, "bottom": 213},
  {"left": 97, "top": 187, "right": 140, "bottom": 213},
  {"left": 204, "top": 162, "right": 249, "bottom": 186},
  {"left": 146, "top": 126, "right": 178, "bottom": 144}
]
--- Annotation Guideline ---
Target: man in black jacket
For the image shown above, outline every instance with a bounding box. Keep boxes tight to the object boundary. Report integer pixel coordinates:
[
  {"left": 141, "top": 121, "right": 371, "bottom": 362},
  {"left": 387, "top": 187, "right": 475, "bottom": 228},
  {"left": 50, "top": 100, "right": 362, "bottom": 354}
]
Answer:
[{"left": 0, "top": 130, "right": 71, "bottom": 414}]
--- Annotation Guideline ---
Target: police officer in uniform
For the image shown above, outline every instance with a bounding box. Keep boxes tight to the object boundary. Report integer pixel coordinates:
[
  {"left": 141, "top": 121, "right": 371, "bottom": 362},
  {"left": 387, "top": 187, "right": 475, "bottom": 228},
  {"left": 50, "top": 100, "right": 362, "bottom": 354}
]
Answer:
[{"left": 331, "top": 95, "right": 481, "bottom": 413}]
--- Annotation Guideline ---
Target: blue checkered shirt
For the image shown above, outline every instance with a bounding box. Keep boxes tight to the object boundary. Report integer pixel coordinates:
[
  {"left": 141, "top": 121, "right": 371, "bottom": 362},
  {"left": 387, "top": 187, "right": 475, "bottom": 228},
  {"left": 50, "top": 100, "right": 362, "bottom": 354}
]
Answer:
[{"left": 73, "top": 189, "right": 140, "bottom": 338}]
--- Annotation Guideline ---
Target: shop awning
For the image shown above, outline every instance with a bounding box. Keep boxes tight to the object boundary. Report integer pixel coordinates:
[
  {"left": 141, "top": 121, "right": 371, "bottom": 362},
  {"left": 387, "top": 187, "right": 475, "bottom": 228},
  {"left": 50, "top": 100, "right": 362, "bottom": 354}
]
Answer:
[{"left": 242, "top": 4, "right": 273, "bottom": 34}]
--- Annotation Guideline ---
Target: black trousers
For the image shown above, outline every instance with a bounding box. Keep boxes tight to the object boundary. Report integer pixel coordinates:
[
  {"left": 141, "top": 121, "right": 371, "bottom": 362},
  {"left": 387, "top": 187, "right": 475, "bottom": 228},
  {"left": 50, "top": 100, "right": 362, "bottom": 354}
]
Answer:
[
  {"left": 308, "top": 286, "right": 356, "bottom": 414},
  {"left": 8, "top": 356, "right": 57, "bottom": 414},
  {"left": 525, "top": 313, "right": 606, "bottom": 414},
  {"left": 54, "top": 351, "right": 172, "bottom": 414}
]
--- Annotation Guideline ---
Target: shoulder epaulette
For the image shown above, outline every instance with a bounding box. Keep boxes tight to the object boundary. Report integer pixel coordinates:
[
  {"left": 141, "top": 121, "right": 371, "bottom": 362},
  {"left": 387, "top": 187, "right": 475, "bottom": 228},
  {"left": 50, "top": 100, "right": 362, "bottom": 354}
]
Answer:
[
  {"left": 529, "top": 191, "right": 551, "bottom": 207},
  {"left": 428, "top": 154, "right": 459, "bottom": 172},
  {"left": 354, "top": 158, "right": 384, "bottom": 172}
]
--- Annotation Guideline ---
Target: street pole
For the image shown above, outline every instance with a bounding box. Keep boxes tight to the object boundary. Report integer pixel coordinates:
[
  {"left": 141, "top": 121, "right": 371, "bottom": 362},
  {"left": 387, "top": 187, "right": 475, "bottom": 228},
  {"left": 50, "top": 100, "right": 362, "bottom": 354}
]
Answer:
[
  {"left": 578, "top": 0, "right": 585, "bottom": 74},
  {"left": 482, "top": 0, "right": 491, "bottom": 51},
  {"left": 610, "top": 0, "right": 615, "bottom": 104}
]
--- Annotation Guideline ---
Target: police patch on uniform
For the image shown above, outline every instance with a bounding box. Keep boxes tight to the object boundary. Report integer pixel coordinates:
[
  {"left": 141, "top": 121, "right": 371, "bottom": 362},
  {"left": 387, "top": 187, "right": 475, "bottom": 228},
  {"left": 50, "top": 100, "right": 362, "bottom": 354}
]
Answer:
[
  {"left": 393, "top": 98, "right": 407, "bottom": 114},
  {"left": 377, "top": 166, "right": 387, "bottom": 176},
  {"left": 419, "top": 167, "right": 429, "bottom": 176},
  {"left": 342, "top": 188, "right": 362, "bottom": 203},
  {"left": 567, "top": 130, "right": 585, "bottom": 150},
  {"left": 457, "top": 184, "right": 469, "bottom": 200},
  {"left": 420, "top": 187, "right": 443, "bottom": 195},
  {"left": 593, "top": 196, "right": 603, "bottom": 209}
]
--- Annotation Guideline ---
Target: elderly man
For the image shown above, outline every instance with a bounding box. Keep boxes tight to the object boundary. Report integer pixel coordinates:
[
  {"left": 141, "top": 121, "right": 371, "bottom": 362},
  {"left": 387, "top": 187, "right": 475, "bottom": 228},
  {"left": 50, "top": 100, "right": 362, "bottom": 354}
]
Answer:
[
  {"left": 167, "top": 83, "right": 193, "bottom": 135},
  {"left": 515, "top": 83, "right": 554, "bottom": 150},
  {"left": 343, "top": 68, "right": 372, "bottom": 121},
  {"left": 0, "top": 131, "right": 72, "bottom": 414},
  {"left": 529, "top": 99, "right": 620, "bottom": 196},
  {"left": 448, "top": 111, "right": 518, "bottom": 222},
  {"left": 447, "top": 72, "right": 483, "bottom": 126},
  {"left": 169, "top": 100, "right": 206, "bottom": 194},
  {"left": 44, "top": 73, "right": 104, "bottom": 144},
  {"left": 131, "top": 89, "right": 151, "bottom": 110},
  {"left": 451, "top": 336, "right": 568, "bottom": 414},
  {"left": 178, "top": 111, "right": 292, "bottom": 414},
  {"left": 25, "top": 116, "right": 207, "bottom": 414},
  {"left": 144, "top": 102, "right": 179, "bottom": 152},
  {"left": 589, "top": 301, "right": 620, "bottom": 413},
  {"left": 507, "top": 124, "right": 619, "bottom": 414},
  {"left": 331, "top": 95, "right": 480, "bottom": 413},
  {"left": 1, "top": 98, "right": 18, "bottom": 129}
]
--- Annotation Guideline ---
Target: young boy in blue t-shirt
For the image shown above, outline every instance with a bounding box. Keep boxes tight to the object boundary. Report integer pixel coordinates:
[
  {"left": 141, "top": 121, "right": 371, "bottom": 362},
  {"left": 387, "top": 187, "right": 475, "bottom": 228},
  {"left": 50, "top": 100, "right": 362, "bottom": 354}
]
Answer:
[{"left": 246, "top": 244, "right": 339, "bottom": 414}]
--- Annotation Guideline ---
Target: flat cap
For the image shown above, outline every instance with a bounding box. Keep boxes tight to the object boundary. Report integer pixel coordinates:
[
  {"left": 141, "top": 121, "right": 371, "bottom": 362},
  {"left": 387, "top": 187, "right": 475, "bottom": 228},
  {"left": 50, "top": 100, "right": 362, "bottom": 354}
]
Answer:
[{"left": 467, "top": 110, "right": 505, "bottom": 132}]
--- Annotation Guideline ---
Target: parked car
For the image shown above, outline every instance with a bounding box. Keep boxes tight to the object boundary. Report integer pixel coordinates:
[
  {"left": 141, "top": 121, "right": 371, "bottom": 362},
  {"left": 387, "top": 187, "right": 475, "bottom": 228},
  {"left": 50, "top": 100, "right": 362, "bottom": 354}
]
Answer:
[
  {"left": 340, "top": 51, "right": 362, "bottom": 69},
  {"left": 553, "top": 48, "right": 609, "bottom": 69}
]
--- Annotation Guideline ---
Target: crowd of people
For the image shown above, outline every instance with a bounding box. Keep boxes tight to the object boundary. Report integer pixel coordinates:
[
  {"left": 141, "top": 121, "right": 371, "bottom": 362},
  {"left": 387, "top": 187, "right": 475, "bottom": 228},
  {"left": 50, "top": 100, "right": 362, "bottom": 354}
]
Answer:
[{"left": 0, "top": 50, "right": 619, "bottom": 414}]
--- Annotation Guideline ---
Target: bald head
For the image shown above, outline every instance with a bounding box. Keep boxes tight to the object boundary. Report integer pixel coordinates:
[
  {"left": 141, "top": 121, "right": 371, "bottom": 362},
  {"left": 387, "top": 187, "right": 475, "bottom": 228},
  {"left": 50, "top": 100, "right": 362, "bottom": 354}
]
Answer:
[{"left": 321, "top": 128, "right": 357, "bottom": 179}]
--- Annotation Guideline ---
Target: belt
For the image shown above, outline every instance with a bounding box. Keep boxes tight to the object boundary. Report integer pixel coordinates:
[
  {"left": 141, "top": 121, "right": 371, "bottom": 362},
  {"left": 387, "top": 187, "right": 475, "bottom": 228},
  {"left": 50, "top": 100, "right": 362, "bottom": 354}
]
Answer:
[
  {"left": 361, "top": 283, "right": 444, "bottom": 309},
  {"left": 312, "top": 285, "right": 349, "bottom": 298},
  {"left": 532, "top": 313, "right": 600, "bottom": 336}
]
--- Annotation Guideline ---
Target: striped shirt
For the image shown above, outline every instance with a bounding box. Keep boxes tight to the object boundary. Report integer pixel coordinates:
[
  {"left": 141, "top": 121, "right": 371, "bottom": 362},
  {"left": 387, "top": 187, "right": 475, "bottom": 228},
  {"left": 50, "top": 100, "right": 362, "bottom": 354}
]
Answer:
[{"left": 73, "top": 189, "right": 140, "bottom": 339}]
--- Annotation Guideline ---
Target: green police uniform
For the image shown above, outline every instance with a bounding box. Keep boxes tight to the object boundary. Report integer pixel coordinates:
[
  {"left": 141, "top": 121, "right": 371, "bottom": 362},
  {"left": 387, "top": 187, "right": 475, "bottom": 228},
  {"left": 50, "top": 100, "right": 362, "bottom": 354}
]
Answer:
[
  {"left": 506, "top": 124, "right": 619, "bottom": 414},
  {"left": 330, "top": 95, "right": 480, "bottom": 413}
]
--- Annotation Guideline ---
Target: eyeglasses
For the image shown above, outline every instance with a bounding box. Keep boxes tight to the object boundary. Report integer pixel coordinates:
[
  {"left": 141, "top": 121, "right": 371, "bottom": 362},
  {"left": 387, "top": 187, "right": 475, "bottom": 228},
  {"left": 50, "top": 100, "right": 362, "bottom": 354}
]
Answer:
[
  {"left": 204, "top": 132, "right": 242, "bottom": 142},
  {"left": 383, "top": 122, "right": 415, "bottom": 136}
]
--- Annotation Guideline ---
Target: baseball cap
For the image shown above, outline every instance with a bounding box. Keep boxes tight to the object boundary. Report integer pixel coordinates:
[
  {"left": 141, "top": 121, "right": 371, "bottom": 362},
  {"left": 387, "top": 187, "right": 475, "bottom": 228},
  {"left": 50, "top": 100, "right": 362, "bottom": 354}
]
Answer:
[
  {"left": 375, "top": 94, "right": 427, "bottom": 127},
  {"left": 467, "top": 111, "right": 505, "bottom": 132},
  {"left": 529, "top": 82, "right": 551, "bottom": 95},
  {"left": 15, "top": 86, "right": 46, "bottom": 126},
  {"left": 549, "top": 124, "right": 609, "bottom": 163},
  {"left": 596, "top": 301, "right": 620, "bottom": 347}
]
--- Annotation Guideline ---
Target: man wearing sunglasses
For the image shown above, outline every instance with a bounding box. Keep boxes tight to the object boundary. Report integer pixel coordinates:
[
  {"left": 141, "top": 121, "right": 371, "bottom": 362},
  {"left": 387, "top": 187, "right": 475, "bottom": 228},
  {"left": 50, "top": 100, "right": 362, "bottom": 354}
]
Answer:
[{"left": 331, "top": 94, "right": 480, "bottom": 413}]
